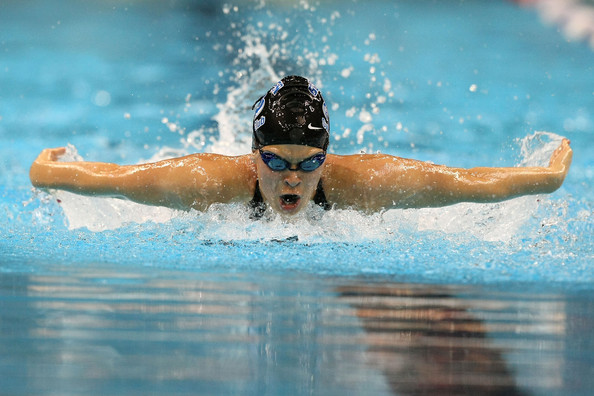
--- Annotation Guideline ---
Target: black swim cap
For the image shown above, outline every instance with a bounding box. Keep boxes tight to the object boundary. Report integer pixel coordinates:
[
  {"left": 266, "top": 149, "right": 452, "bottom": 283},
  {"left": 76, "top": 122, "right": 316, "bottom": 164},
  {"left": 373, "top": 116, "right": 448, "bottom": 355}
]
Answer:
[{"left": 252, "top": 75, "right": 330, "bottom": 151}]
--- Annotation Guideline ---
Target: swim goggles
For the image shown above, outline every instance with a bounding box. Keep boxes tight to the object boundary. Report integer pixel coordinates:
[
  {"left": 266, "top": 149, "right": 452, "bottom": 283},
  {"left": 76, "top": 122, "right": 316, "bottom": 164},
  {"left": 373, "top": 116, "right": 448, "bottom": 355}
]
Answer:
[{"left": 259, "top": 149, "right": 326, "bottom": 172}]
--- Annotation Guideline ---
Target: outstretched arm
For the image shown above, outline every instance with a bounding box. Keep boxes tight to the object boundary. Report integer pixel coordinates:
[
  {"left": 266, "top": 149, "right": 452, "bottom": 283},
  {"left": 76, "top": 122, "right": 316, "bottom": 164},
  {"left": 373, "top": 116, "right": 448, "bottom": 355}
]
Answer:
[
  {"left": 30, "top": 147, "right": 257, "bottom": 210},
  {"left": 324, "top": 139, "right": 572, "bottom": 211}
]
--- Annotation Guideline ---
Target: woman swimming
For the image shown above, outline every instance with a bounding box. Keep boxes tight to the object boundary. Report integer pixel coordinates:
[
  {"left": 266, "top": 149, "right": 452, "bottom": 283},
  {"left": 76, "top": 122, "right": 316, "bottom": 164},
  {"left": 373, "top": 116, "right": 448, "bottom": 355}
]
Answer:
[{"left": 30, "top": 75, "right": 573, "bottom": 217}]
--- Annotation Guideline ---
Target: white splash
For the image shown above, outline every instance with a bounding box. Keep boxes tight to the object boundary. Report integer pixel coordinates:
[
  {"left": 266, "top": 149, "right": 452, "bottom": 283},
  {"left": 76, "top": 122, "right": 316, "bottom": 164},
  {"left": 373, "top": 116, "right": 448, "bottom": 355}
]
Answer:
[{"left": 51, "top": 145, "right": 181, "bottom": 232}]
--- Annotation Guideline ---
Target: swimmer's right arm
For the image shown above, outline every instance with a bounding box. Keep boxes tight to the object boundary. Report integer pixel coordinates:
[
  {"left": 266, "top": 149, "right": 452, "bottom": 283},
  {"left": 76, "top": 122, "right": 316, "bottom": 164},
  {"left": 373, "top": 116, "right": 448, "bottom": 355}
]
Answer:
[{"left": 30, "top": 147, "right": 257, "bottom": 210}]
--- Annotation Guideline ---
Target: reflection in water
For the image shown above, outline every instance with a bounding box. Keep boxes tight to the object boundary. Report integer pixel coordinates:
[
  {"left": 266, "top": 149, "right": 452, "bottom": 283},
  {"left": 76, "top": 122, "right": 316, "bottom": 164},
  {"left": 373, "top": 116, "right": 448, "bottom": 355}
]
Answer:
[
  {"left": 0, "top": 268, "right": 581, "bottom": 395},
  {"left": 338, "top": 284, "right": 547, "bottom": 396}
]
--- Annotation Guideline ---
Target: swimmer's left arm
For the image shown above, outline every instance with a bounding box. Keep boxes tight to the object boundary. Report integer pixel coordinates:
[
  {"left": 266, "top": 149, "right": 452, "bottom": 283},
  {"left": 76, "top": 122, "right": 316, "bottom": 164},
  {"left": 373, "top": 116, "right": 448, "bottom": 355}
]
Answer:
[
  {"left": 325, "top": 139, "right": 572, "bottom": 210},
  {"left": 414, "top": 138, "right": 573, "bottom": 207}
]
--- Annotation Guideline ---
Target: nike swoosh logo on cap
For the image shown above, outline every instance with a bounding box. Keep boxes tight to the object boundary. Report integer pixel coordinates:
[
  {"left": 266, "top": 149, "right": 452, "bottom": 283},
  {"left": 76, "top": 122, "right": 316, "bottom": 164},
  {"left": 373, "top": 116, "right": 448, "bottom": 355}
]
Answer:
[{"left": 308, "top": 123, "right": 324, "bottom": 130}]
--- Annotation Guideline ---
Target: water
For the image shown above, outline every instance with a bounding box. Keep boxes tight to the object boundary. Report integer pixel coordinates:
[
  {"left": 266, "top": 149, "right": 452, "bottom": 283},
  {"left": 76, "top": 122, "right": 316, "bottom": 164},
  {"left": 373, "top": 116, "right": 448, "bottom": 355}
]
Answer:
[
  {"left": 3, "top": 268, "right": 592, "bottom": 396},
  {"left": 1, "top": 0, "right": 594, "bottom": 394}
]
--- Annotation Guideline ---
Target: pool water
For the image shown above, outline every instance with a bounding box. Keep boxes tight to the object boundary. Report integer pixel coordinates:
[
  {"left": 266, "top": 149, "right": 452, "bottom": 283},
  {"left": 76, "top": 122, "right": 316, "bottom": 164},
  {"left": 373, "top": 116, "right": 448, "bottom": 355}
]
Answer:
[{"left": 1, "top": 0, "right": 593, "bottom": 395}]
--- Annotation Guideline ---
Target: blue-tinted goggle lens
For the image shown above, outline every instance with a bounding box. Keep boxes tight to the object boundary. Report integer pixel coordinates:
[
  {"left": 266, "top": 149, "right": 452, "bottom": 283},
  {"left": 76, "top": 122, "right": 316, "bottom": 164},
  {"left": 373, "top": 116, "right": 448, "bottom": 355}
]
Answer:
[{"left": 259, "top": 150, "right": 326, "bottom": 172}]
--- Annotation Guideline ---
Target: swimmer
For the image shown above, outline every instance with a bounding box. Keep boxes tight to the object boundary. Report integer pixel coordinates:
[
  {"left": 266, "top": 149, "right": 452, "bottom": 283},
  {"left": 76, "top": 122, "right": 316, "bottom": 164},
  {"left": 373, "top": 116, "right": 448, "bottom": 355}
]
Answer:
[{"left": 30, "top": 75, "right": 573, "bottom": 218}]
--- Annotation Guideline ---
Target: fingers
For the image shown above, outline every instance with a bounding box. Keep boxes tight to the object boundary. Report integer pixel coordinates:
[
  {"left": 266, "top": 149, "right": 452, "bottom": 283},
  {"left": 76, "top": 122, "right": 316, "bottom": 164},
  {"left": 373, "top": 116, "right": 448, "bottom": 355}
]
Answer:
[
  {"left": 549, "top": 139, "right": 573, "bottom": 170},
  {"left": 39, "top": 147, "right": 67, "bottom": 162},
  {"left": 50, "top": 147, "right": 67, "bottom": 160},
  {"left": 561, "top": 139, "right": 573, "bottom": 169}
]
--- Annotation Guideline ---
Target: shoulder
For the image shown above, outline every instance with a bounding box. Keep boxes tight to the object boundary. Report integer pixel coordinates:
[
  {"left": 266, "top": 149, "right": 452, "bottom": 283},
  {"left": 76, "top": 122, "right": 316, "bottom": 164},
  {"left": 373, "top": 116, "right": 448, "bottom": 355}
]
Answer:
[
  {"left": 169, "top": 152, "right": 257, "bottom": 205},
  {"left": 321, "top": 153, "right": 416, "bottom": 210},
  {"left": 190, "top": 152, "right": 256, "bottom": 183},
  {"left": 181, "top": 152, "right": 256, "bottom": 173},
  {"left": 323, "top": 153, "right": 405, "bottom": 179}
]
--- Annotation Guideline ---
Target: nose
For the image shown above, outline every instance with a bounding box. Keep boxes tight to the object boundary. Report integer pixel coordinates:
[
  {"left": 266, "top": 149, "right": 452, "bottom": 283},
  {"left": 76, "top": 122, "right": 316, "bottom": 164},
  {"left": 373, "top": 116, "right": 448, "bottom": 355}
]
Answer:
[{"left": 284, "top": 172, "right": 301, "bottom": 188}]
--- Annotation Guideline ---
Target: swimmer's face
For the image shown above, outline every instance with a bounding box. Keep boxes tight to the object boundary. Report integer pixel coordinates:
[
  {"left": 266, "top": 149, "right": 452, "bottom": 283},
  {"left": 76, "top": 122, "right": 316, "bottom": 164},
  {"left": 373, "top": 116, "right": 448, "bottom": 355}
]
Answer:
[{"left": 254, "top": 144, "right": 326, "bottom": 216}]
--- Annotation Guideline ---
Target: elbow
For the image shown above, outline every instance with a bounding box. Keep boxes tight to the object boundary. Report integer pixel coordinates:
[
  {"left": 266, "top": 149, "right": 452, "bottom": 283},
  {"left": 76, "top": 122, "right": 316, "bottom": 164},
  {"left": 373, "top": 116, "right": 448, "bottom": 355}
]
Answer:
[
  {"left": 524, "top": 172, "right": 566, "bottom": 196},
  {"left": 29, "top": 163, "right": 47, "bottom": 188},
  {"left": 542, "top": 177, "right": 565, "bottom": 194},
  {"left": 494, "top": 177, "right": 564, "bottom": 200}
]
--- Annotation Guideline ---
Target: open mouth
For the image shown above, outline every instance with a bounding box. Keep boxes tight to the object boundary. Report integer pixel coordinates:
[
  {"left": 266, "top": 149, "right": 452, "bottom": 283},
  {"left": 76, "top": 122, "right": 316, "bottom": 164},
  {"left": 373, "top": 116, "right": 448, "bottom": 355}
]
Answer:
[{"left": 279, "top": 194, "right": 301, "bottom": 211}]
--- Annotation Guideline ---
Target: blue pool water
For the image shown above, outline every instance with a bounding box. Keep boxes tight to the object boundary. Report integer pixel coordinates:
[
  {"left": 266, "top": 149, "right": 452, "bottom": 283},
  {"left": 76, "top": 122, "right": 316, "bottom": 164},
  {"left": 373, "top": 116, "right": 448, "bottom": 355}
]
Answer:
[{"left": 1, "top": 0, "right": 594, "bottom": 394}]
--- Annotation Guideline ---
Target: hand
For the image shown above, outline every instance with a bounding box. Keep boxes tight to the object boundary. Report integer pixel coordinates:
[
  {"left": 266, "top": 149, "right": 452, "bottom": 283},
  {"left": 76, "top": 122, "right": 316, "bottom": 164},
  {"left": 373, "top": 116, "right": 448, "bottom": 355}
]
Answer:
[
  {"left": 549, "top": 139, "right": 573, "bottom": 174},
  {"left": 33, "top": 147, "right": 67, "bottom": 165},
  {"left": 30, "top": 147, "right": 67, "bottom": 188}
]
